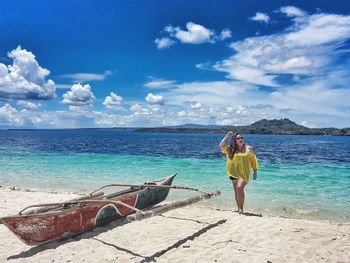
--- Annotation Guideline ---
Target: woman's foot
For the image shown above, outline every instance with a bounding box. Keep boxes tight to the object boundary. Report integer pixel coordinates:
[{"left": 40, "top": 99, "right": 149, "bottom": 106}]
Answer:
[{"left": 238, "top": 209, "right": 243, "bottom": 214}]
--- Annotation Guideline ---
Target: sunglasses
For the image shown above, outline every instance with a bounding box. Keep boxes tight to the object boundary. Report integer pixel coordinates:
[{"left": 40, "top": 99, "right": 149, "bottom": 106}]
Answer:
[{"left": 236, "top": 137, "right": 244, "bottom": 140}]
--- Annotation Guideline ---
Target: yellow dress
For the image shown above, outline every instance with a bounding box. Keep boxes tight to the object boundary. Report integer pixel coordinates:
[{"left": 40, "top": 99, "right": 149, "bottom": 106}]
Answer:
[{"left": 221, "top": 145, "right": 259, "bottom": 183}]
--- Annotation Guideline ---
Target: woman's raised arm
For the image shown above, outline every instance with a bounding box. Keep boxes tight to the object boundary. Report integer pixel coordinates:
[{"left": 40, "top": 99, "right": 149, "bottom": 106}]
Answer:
[{"left": 219, "top": 131, "right": 233, "bottom": 149}]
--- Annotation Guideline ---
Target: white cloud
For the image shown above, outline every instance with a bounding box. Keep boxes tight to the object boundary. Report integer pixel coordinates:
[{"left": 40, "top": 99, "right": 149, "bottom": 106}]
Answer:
[
  {"left": 144, "top": 79, "right": 175, "bottom": 89},
  {"left": 156, "top": 22, "right": 231, "bottom": 48},
  {"left": 16, "top": 101, "right": 41, "bottom": 110},
  {"left": 159, "top": 80, "right": 270, "bottom": 126},
  {"left": 62, "top": 83, "right": 95, "bottom": 107},
  {"left": 219, "top": 29, "right": 232, "bottom": 40},
  {"left": 0, "top": 63, "right": 7, "bottom": 77},
  {"left": 177, "top": 111, "right": 186, "bottom": 117},
  {"left": 300, "top": 120, "right": 317, "bottom": 128},
  {"left": 190, "top": 101, "right": 202, "bottom": 109},
  {"left": 270, "top": 82, "right": 350, "bottom": 117},
  {"left": 164, "top": 81, "right": 255, "bottom": 107},
  {"left": 285, "top": 14, "right": 350, "bottom": 46},
  {"left": 93, "top": 112, "right": 127, "bottom": 127},
  {"left": 130, "top": 104, "right": 151, "bottom": 115},
  {"left": 0, "top": 103, "right": 22, "bottom": 126},
  {"left": 31, "top": 110, "right": 96, "bottom": 128},
  {"left": 263, "top": 56, "right": 313, "bottom": 72},
  {"left": 280, "top": 6, "right": 307, "bottom": 17},
  {"left": 103, "top": 92, "right": 123, "bottom": 109},
  {"left": 234, "top": 106, "right": 249, "bottom": 116},
  {"left": 60, "top": 71, "right": 111, "bottom": 83},
  {"left": 130, "top": 103, "right": 142, "bottom": 112},
  {"left": 154, "top": 37, "right": 175, "bottom": 49},
  {"left": 0, "top": 46, "right": 55, "bottom": 100},
  {"left": 165, "top": 22, "right": 214, "bottom": 44},
  {"left": 218, "top": 119, "right": 235, "bottom": 126},
  {"left": 250, "top": 12, "right": 270, "bottom": 23},
  {"left": 0, "top": 104, "right": 46, "bottom": 127},
  {"left": 146, "top": 70, "right": 350, "bottom": 127},
  {"left": 145, "top": 93, "right": 164, "bottom": 105},
  {"left": 226, "top": 107, "right": 234, "bottom": 113},
  {"left": 213, "top": 8, "right": 350, "bottom": 87}
]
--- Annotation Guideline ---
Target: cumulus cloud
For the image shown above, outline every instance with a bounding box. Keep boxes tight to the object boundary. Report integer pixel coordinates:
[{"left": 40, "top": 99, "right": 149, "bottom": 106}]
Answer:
[
  {"left": 177, "top": 111, "right": 186, "bottom": 117},
  {"left": 280, "top": 6, "right": 307, "bottom": 17},
  {"left": 16, "top": 101, "right": 41, "bottom": 110},
  {"left": 130, "top": 103, "right": 142, "bottom": 112},
  {"left": 213, "top": 7, "right": 350, "bottom": 87},
  {"left": 219, "top": 29, "right": 232, "bottom": 40},
  {"left": 157, "top": 80, "right": 269, "bottom": 125},
  {"left": 0, "top": 103, "right": 45, "bottom": 127},
  {"left": 129, "top": 103, "right": 151, "bottom": 115},
  {"left": 145, "top": 93, "right": 164, "bottom": 105},
  {"left": 154, "top": 37, "right": 175, "bottom": 49},
  {"left": 269, "top": 82, "right": 350, "bottom": 117},
  {"left": 155, "top": 22, "right": 231, "bottom": 48},
  {"left": 103, "top": 92, "right": 123, "bottom": 109},
  {"left": 190, "top": 101, "right": 202, "bottom": 109},
  {"left": 165, "top": 22, "right": 214, "bottom": 44},
  {"left": 151, "top": 67, "right": 350, "bottom": 126},
  {"left": 60, "top": 70, "right": 111, "bottom": 83},
  {"left": 0, "top": 46, "right": 55, "bottom": 100},
  {"left": 143, "top": 79, "right": 175, "bottom": 89},
  {"left": 62, "top": 83, "right": 95, "bottom": 107},
  {"left": 285, "top": 14, "right": 350, "bottom": 46},
  {"left": 0, "top": 103, "right": 22, "bottom": 126},
  {"left": 250, "top": 12, "right": 270, "bottom": 23}
]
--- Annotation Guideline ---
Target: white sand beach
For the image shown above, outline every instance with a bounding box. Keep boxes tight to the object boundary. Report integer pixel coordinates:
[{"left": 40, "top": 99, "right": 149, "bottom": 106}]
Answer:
[{"left": 1, "top": 186, "right": 349, "bottom": 263}]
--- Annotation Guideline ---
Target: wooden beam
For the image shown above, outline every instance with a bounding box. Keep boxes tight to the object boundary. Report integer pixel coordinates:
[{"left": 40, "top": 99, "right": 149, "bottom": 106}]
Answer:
[
  {"left": 126, "top": 190, "right": 221, "bottom": 221},
  {"left": 89, "top": 183, "right": 208, "bottom": 196}
]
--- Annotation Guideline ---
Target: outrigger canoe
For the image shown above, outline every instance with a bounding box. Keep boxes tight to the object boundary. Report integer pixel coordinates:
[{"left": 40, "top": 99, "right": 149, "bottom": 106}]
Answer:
[{"left": 0, "top": 173, "right": 220, "bottom": 246}]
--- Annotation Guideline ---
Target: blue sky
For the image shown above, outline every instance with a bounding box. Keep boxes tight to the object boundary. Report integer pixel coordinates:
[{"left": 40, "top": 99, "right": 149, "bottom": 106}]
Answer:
[{"left": 1, "top": 0, "right": 350, "bottom": 128}]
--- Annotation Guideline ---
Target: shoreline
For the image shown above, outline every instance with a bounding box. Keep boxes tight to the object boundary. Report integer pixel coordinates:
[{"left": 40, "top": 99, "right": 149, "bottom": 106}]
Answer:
[
  {"left": 1, "top": 187, "right": 350, "bottom": 262},
  {"left": 1, "top": 184, "right": 348, "bottom": 224}
]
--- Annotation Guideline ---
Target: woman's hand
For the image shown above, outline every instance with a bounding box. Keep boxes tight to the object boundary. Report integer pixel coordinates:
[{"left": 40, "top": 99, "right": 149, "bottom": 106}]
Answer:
[
  {"left": 253, "top": 171, "right": 257, "bottom": 180},
  {"left": 226, "top": 131, "right": 234, "bottom": 137},
  {"left": 219, "top": 131, "right": 234, "bottom": 148}
]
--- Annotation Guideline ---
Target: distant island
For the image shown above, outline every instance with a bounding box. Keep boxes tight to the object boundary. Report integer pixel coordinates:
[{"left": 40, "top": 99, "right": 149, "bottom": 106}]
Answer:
[{"left": 136, "top": 118, "right": 350, "bottom": 136}]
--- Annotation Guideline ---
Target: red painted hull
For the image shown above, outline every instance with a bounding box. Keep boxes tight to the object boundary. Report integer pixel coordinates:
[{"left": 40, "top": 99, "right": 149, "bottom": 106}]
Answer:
[{"left": 1, "top": 174, "right": 175, "bottom": 246}]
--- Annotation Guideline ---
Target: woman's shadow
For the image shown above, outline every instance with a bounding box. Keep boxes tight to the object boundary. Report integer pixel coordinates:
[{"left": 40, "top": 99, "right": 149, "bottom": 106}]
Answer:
[{"left": 242, "top": 211, "right": 263, "bottom": 217}]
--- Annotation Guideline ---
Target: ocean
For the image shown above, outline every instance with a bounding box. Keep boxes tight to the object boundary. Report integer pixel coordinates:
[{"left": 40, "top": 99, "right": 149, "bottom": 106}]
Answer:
[{"left": 0, "top": 129, "right": 349, "bottom": 222}]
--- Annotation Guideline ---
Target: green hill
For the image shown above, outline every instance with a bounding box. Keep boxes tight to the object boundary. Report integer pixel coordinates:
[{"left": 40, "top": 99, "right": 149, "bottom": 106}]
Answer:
[{"left": 136, "top": 118, "right": 350, "bottom": 136}]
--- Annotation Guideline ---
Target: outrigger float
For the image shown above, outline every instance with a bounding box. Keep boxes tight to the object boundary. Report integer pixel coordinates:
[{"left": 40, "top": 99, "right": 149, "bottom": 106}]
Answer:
[{"left": 0, "top": 173, "right": 220, "bottom": 246}]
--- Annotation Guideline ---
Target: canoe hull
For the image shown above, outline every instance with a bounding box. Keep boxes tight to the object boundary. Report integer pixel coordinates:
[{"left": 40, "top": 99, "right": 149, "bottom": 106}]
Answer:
[{"left": 1, "top": 174, "right": 175, "bottom": 246}]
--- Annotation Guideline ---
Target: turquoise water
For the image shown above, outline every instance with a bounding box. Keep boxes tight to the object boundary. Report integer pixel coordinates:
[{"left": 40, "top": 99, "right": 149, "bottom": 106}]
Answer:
[{"left": 0, "top": 130, "right": 349, "bottom": 222}]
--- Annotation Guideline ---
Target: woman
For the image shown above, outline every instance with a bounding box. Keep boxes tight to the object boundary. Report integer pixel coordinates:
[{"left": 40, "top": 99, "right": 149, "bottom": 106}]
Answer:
[{"left": 219, "top": 131, "right": 258, "bottom": 214}]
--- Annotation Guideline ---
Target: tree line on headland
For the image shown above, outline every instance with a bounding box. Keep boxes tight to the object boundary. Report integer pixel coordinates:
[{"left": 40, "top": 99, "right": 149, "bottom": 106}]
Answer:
[{"left": 135, "top": 118, "right": 350, "bottom": 136}]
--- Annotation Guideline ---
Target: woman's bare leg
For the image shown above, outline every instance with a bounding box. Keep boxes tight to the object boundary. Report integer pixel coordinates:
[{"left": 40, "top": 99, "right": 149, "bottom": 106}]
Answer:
[
  {"left": 231, "top": 180, "right": 239, "bottom": 211},
  {"left": 236, "top": 179, "right": 247, "bottom": 214}
]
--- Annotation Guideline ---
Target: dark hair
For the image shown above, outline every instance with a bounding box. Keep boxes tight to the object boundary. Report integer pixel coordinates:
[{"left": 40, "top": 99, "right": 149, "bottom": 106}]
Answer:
[{"left": 229, "top": 132, "right": 244, "bottom": 159}]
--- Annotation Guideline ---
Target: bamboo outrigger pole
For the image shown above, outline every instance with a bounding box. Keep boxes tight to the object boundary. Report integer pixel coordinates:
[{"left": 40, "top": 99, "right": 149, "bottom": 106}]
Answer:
[
  {"left": 17, "top": 199, "right": 144, "bottom": 215},
  {"left": 89, "top": 183, "right": 210, "bottom": 196},
  {"left": 127, "top": 190, "right": 221, "bottom": 221}
]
